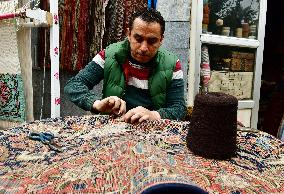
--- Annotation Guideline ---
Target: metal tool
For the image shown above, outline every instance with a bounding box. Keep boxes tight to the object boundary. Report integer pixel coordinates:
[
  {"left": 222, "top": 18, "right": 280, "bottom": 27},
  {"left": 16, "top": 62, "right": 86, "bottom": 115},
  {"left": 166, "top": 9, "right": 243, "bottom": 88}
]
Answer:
[
  {"left": 237, "top": 127, "right": 259, "bottom": 133},
  {"left": 29, "top": 132, "right": 62, "bottom": 152}
]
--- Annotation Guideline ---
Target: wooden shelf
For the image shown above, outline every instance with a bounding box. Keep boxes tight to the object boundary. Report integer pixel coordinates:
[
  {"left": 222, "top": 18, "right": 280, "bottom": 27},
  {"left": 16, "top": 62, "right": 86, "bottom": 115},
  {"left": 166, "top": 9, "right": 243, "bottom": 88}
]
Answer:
[
  {"left": 201, "top": 34, "right": 260, "bottom": 48},
  {"left": 238, "top": 100, "right": 255, "bottom": 109}
]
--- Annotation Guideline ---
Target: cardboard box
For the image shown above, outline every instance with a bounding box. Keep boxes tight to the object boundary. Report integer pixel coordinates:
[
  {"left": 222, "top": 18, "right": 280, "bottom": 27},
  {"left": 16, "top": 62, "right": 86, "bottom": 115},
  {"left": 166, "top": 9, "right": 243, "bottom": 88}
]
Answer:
[{"left": 208, "top": 71, "right": 254, "bottom": 99}]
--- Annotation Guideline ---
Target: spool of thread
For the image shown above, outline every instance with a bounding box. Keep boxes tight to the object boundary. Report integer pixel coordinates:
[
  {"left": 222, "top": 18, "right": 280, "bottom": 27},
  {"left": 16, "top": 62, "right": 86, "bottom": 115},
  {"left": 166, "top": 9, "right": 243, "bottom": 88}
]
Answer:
[
  {"left": 249, "top": 25, "right": 257, "bottom": 39},
  {"left": 202, "top": 14, "right": 209, "bottom": 24},
  {"left": 216, "top": 19, "right": 223, "bottom": 26},
  {"left": 203, "top": 4, "right": 210, "bottom": 25},
  {"left": 235, "top": 28, "right": 242, "bottom": 38},
  {"left": 221, "top": 27, "right": 230, "bottom": 36},
  {"left": 203, "top": 4, "right": 210, "bottom": 14},
  {"left": 202, "top": 24, "right": 208, "bottom": 33},
  {"left": 242, "top": 23, "right": 249, "bottom": 38},
  {"left": 186, "top": 92, "right": 238, "bottom": 160},
  {"left": 250, "top": 25, "right": 256, "bottom": 33},
  {"left": 215, "top": 19, "right": 223, "bottom": 35}
]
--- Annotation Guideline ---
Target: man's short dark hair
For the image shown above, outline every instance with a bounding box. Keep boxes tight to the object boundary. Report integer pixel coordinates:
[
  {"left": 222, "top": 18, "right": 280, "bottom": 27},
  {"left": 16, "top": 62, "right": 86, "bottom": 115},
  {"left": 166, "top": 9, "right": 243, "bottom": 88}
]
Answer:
[{"left": 129, "top": 8, "right": 165, "bottom": 35}]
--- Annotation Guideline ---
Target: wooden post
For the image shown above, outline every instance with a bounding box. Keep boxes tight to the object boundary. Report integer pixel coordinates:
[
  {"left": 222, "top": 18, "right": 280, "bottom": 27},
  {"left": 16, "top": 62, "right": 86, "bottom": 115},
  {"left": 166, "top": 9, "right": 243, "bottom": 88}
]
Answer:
[
  {"left": 50, "top": 0, "right": 60, "bottom": 118},
  {"left": 17, "top": 0, "right": 34, "bottom": 122}
]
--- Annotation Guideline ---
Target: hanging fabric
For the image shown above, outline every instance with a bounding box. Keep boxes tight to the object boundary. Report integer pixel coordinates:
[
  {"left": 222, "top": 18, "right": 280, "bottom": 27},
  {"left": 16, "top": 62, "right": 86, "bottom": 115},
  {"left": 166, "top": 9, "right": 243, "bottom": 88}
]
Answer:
[
  {"left": 38, "top": 0, "right": 50, "bottom": 69},
  {"left": 148, "top": 0, "right": 157, "bottom": 9},
  {"left": 200, "top": 45, "right": 211, "bottom": 93},
  {"left": 37, "top": 0, "right": 105, "bottom": 72},
  {"left": 58, "top": 0, "right": 105, "bottom": 72},
  {"left": 0, "top": 0, "right": 26, "bottom": 129},
  {"left": 103, "top": 0, "right": 148, "bottom": 48}
]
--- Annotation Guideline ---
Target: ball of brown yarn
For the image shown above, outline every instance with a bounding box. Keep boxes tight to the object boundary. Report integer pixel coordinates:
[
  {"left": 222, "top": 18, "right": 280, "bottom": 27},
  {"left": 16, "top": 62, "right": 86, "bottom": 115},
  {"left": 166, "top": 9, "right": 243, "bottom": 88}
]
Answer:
[{"left": 186, "top": 92, "right": 238, "bottom": 160}]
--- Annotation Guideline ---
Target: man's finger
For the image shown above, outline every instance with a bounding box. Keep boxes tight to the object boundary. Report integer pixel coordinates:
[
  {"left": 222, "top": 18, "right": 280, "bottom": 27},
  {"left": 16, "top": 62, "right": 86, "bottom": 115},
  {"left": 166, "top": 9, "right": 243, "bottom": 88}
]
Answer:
[
  {"left": 139, "top": 115, "right": 149, "bottom": 123},
  {"left": 118, "top": 100, "right": 126, "bottom": 116},
  {"left": 130, "top": 113, "right": 141, "bottom": 124},
  {"left": 108, "top": 98, "right": 115, "bottom": 106},
  {"left": 123, "top": 110, "right": 136, "bottom": 122},
  {"left": 112, "top": 98, "right": 121, "bottom": 110}
]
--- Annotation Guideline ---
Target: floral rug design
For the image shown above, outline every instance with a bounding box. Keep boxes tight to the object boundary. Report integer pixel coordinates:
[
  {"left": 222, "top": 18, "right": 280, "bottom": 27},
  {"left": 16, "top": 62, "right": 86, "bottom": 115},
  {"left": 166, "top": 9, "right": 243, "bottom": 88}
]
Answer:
[
  {"left": 0, "top": 73, "right": 25, "bottom": 122},
  {"left": 0, "top": 115, "right": 283, "bottom": 193}
]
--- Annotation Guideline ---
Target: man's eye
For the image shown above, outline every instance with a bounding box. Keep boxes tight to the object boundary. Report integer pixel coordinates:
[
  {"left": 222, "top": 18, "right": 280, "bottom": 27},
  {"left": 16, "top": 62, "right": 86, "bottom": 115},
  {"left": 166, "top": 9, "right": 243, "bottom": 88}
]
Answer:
[
  {"left": 135, "top": 37, "right": 143, "bottom": 43},
  {"left": 148, "top": 39, "right": 158, "bottom": 45}
]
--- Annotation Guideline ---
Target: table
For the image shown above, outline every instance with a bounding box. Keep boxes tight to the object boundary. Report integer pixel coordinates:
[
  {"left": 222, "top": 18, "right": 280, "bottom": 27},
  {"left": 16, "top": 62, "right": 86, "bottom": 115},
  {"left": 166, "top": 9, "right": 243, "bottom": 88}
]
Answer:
[{"left": 1, "top": 115, "right": 284, "bottom": 193}]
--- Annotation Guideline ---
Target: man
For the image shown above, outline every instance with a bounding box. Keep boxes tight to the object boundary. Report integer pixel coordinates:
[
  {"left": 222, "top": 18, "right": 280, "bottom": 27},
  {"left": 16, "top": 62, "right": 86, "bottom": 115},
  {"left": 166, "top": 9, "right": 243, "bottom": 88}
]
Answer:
[{"left": 64, "top": 8, "right": 186, "bottom": 123}]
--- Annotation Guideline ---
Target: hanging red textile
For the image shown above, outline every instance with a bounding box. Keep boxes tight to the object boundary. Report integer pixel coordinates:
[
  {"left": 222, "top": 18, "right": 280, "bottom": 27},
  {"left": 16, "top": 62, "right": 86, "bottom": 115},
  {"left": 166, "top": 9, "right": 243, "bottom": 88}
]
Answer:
[
  {"left": 60, "top": 0, "right": 76, "bottom": 72},
  {"left": 103, "top": 0, "right": 148, "bottom": 48},
  {"left": 60, "top": 0, "right": 105, "bottom": 72},
  {"left": 38, "top": 0, "right": 148, "bottom": 72},
  {"left": 37, "top": 0, "right": 105, "bottom": 72}
]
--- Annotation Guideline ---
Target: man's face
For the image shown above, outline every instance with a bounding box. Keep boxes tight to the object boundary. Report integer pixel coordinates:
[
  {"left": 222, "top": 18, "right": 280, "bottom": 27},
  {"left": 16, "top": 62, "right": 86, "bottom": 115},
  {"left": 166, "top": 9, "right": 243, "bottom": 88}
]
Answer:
[{"left": 127, "top": 18, "right": 164, "bottom": 63}]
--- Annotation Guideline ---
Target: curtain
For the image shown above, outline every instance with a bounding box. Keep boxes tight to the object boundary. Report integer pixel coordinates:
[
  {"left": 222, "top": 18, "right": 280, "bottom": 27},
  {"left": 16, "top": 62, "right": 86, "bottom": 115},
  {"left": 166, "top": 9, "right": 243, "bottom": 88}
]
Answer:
[
  {"left": 39, "top": 0, "right": 147, "bottom": 72},
  {"left": 37, "top": 0, "right": 105, "bottom": 72},
  {"left": 103, "top": 0, "right": 148, "bottom": 48},
  {"left": 59, "top": 0, "right": 105, "bottom": 72}
]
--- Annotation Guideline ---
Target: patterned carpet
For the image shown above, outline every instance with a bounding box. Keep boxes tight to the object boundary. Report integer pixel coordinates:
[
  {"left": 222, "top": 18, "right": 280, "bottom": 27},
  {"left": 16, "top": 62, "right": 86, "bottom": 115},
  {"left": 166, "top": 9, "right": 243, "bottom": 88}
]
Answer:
[
  {"left": 0, "top": 0, "right": 26, "bottom": 125},
  {"left": 0, "top": 115, "right": 283, "bottom": 193},
  {"left": 0, "top": 74, "right": 25, "bottom": 122}
]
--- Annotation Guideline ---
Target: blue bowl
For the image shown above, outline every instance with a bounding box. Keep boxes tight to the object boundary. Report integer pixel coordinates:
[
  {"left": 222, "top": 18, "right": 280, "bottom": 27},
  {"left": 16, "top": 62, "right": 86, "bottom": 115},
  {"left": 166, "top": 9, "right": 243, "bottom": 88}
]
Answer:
[{"left": 141, "top": 183, "right": 208, "bottom": 194}]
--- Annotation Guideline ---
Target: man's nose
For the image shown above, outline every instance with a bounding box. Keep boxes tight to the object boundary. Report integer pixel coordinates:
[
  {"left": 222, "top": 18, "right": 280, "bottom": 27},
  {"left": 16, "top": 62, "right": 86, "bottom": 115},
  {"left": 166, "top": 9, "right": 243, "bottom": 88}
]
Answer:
[{"left": 140, "top": 41, "right": 149, "bottom": 52}]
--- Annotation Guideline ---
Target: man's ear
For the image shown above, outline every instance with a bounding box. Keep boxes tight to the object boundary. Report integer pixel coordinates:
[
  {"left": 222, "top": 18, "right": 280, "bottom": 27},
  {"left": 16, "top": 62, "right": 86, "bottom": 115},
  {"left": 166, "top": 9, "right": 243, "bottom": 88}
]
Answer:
[
  {"left": 127, "top": 28, "right": 131, "bottom": 40},
  {"left": 160, "top": 35, "right": 164, "bottom": 45}
]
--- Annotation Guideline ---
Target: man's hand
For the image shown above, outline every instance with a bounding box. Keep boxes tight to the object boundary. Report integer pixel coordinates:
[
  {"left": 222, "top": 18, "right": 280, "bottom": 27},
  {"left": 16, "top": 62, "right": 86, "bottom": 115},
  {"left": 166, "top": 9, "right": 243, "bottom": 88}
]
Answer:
[
  {"left": 122, "top": 106, "right": 161, "bottom": 123},
  {"left": 92, "top": 96, "right": 126, "bottom": 116}
]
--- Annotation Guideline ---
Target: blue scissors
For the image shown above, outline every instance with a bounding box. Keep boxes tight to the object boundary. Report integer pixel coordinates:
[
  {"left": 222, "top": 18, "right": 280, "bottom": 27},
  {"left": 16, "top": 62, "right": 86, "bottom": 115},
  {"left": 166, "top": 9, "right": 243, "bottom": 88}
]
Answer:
[{"left": 29, "top": 132, "right": 62, "bottom": 152}]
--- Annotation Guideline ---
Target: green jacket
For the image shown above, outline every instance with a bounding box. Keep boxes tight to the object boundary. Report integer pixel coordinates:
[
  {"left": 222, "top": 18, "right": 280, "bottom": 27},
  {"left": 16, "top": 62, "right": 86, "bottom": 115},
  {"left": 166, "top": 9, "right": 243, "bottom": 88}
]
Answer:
[{"left": 103, "top": 39, "right": 178, "bottom": 109}]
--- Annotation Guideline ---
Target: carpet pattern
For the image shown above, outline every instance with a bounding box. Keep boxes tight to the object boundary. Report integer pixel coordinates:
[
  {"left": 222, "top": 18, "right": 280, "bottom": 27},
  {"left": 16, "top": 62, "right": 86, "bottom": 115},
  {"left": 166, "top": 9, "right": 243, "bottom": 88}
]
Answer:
[{"left": 0, "top": 115, "right": 283, "bottom": 193}]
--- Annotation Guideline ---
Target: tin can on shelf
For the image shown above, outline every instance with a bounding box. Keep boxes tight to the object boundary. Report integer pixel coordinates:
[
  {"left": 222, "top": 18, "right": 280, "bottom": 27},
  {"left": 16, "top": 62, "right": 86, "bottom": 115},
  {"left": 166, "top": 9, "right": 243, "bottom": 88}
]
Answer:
[
  {"left": 242, "top": 23, "right": 249, "bottom": 38},
  {"left": 235, "top": 28, "right": 243, "bottom": 38},
  {"left": 222, "top": 27, "right": 230, "bottom": 36},
  {"left": 249, "top": 25, "right": 257, "bottom": 39}
]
